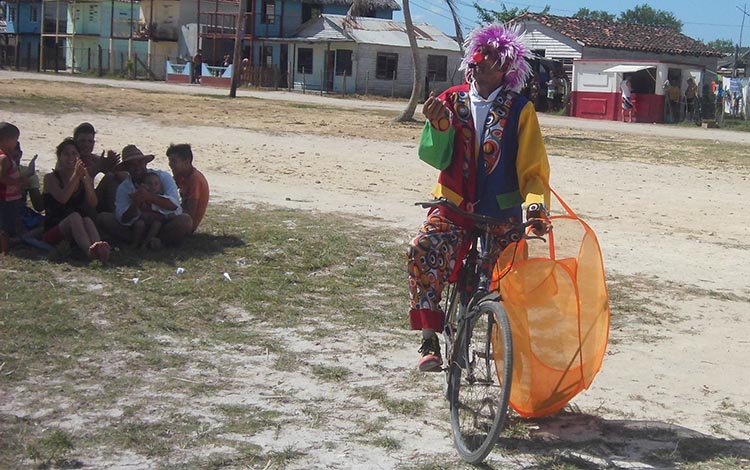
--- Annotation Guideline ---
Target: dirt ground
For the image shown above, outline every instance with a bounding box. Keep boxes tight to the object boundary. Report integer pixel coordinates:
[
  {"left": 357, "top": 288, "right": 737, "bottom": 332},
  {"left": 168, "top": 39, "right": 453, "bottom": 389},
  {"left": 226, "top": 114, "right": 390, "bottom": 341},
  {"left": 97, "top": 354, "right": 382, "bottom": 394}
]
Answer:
[{"left": 2, "top": 70, "right": 750, "bottom": 468}]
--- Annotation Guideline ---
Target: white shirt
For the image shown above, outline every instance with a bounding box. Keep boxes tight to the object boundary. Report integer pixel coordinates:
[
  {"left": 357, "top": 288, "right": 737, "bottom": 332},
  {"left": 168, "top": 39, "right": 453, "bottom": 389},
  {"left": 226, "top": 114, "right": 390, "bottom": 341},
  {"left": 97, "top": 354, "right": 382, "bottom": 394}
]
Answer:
[
  {"left": 469, "top": 83, "right": 503, "bottom": 152},
  {"left": 114, "top": 169, "right": 182, "bottom": 225},
  {"left": 621, "top": 80, "right": 631, "bottom": 98}
]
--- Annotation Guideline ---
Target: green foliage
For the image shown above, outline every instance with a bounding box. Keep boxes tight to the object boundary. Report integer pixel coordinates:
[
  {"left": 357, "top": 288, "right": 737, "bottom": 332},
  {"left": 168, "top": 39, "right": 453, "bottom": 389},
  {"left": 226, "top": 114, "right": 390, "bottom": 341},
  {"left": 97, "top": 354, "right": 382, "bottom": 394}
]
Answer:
[
  {"left": 618, "top": 4, "right": 683, "bottom": 31},
  {"left": 26, "top": 428, "right": 75, "bottom": 465},
  {"left": 573, "top": 8, "right": 616, "bottom": 22},
  {"left": 705, "top": 38, "right": 736, "bottom": 54},
  {"left": 473, "top": 1, "right": 550, "bottom": 24}
]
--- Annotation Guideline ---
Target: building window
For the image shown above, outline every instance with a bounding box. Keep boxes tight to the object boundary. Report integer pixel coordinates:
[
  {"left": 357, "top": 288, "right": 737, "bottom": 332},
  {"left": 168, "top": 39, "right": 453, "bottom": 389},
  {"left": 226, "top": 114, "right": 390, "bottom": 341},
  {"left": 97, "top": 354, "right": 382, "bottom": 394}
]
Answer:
[
  {"left": 30, "top": 5, "right": 39, "bottom": 22},
  {"left": 9, "top": 6, "right": 16, "bottom": 22},
  {"left": 262, "top": 45, "right": 273, "bottom": 66},
  {"left": 88, "top": 4, "right": 98, "bottom": 22},
  {"left": 261, "top": 0, "right": 275, "bottom": 24},
  {"left": 302, "top": 4, "right": 321, "bottom": 23},
  {"left": 335, "top": 50, "right": 352, "bottom": 76},
  {"left": 426, "top": 55, "right": 447, "bottom": 81},
  {"left": 376, "top": 52, "right": 398, "bottom": 80},
  {"left": 297, "top": 48, "right": 313, "bottom": 74}
]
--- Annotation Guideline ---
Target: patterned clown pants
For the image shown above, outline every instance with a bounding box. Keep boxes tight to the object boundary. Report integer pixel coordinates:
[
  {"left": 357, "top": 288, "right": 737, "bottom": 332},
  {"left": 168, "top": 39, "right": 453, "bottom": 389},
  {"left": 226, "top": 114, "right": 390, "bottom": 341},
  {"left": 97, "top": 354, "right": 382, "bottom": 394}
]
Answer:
[{"left": 407, "top": 209, "right": 467, "bottom": 332}]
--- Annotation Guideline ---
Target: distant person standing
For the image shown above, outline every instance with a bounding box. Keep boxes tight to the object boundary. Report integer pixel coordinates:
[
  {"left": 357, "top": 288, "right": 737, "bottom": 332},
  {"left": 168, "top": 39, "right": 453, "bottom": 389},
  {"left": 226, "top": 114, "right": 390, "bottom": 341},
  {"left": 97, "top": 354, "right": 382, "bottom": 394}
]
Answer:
[
  {"left": 666, "top": 80, "right": 682, "bottom": 122},
  {"left": 685, "top": 77, "right": 699, "bottom": 120},
  {"left": 192, "top": 49, "right": 203, "bottom": 84},
  {"left": 621, "top": 77, "right": 634, "bottom": 123}
]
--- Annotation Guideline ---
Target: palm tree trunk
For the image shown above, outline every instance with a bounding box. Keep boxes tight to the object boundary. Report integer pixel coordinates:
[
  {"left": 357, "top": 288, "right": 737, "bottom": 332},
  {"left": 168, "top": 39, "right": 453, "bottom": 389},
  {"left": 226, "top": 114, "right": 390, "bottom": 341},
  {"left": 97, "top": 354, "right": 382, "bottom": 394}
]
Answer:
[
  {"left": 397, "top": 0, "right": 422, "bottom": 122},
  {"left": 445, "top": 0, "right": 464, "bottom": 53}
]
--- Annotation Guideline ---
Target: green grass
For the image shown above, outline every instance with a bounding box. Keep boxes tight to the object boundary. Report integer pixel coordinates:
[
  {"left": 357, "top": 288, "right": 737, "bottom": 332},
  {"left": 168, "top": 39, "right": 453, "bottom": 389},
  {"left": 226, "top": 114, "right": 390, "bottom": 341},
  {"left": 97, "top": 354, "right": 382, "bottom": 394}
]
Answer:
[
  {"left": 0, "top": 203, "right": 410, "bottom": 467},
  {"left": 2, "top": 202, "right": 748, "bottom": 469}
]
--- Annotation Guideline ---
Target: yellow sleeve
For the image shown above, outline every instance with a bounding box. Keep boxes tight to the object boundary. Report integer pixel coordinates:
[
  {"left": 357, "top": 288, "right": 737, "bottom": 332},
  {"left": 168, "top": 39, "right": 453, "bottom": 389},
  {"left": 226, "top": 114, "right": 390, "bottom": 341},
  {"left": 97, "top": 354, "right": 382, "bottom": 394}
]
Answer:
[{"left": 516, "top": 102, "right": 551, "bottom": 209}]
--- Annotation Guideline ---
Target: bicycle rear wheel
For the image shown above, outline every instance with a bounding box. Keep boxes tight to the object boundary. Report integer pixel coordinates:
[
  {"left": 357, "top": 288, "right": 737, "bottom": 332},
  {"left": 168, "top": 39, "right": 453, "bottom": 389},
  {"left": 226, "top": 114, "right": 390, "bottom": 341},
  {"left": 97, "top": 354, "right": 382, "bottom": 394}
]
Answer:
[{"left": 448, "top": 300, "right": 513, "bottom": 463}]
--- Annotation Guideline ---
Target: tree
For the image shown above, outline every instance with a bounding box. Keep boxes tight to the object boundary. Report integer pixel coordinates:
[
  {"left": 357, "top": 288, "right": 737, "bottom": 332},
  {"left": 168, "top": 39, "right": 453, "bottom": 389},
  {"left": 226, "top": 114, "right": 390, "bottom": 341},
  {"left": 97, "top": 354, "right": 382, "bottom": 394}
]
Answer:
[
  {"left": 444, "top": 0, "right": 464, "bottom": 53},
  {"left": 397, "top": 0, "right": 422, "bottom": 122},
  {"left": 618, "top": 4, "right": 683, "bottom": 31},
  {"left": 573, "top": 8, "right": 615, "bottom": 22},
  {"left": 473, "top": 1, "right": 550, "bottom": 24},
  {"left": 705, "top": 39, "right": 735, "bottom": 54},
  {"left": 229, "top": 0, "right": 248, "bottom": 98}
]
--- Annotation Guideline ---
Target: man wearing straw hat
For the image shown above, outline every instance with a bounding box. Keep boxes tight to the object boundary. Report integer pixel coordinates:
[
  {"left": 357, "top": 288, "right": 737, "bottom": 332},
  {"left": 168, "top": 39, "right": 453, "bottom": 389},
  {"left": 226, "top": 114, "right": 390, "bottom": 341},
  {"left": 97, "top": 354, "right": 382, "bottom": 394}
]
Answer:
[
  {"left": 407, "top": 23, "right": 551, "bottom": 372},
  {"left": 97, "top": 144, "right": 193, "bottom": 246}
]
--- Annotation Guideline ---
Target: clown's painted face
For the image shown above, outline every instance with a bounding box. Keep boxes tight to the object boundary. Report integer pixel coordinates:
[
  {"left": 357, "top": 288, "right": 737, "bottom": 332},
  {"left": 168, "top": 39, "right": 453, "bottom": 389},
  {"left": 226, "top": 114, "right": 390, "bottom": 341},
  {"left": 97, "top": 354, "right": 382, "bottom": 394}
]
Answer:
[{"left": 469, "top": 47, "right": 508, "bottom": 94}]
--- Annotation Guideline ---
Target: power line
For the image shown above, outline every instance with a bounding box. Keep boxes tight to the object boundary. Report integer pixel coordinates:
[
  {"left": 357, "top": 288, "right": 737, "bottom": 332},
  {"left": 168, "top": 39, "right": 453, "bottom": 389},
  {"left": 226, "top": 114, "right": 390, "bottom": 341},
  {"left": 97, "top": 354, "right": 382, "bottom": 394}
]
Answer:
[{"left": 409, "top": 0, "right": 477, "bottom": 31}]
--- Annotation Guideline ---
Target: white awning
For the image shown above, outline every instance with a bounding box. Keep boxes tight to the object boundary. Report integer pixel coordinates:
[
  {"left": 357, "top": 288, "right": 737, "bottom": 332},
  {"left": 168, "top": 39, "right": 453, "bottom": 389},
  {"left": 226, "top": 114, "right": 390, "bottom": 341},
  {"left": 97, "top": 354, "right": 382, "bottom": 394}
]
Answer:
[{"left": 603, "top": 65, "right": 655, "bottom": 73}]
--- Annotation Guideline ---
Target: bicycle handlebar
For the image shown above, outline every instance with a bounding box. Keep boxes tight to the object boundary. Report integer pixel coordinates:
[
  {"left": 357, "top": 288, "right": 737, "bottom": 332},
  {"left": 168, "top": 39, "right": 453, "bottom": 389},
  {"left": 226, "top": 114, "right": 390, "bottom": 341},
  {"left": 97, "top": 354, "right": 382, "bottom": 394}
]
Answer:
[{"left": 415, "top": 197, "right": 549, "bottom": 240}]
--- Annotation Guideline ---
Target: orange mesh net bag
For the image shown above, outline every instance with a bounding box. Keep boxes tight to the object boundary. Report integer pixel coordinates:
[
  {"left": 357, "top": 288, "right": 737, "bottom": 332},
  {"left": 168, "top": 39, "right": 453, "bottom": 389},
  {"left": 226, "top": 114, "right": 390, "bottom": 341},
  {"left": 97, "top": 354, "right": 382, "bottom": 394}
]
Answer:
[{"left": 491, "top": 187, "right": 610, "bottom": 418}]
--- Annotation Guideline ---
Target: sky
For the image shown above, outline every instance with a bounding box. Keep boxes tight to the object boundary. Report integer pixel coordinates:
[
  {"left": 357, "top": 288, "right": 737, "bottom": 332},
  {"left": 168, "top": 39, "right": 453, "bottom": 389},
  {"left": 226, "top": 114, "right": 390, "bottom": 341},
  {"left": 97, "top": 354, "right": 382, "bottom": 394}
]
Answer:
[{"left": 393, "top": 1, "right": 749, "bottom": 48}]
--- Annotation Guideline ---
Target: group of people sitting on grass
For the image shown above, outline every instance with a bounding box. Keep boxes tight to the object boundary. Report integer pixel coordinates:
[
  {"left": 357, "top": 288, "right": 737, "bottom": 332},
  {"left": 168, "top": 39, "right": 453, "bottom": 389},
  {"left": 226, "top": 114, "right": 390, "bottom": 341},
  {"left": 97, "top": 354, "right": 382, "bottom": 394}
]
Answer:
[{"left": 0, "top": 121, "right": 210, "bottom": 262}]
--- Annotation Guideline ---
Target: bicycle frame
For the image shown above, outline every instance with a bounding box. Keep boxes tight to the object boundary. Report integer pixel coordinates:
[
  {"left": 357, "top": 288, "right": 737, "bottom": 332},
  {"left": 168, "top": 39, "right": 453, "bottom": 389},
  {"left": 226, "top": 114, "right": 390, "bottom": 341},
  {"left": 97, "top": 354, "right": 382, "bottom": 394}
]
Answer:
[
  {"left": 444, "top": 229, "right": 501, "bottom": 382},
  {"left": 415, "top": 197, "right": 547, "bottom": 463}
]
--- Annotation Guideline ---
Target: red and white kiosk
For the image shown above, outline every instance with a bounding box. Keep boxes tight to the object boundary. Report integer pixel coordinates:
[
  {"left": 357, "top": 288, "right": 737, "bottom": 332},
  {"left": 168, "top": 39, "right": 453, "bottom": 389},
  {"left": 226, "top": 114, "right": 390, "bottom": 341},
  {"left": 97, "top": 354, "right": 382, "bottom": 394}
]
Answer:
[{"left": 570, "top": 59, "right": 704, "bottom": 123}]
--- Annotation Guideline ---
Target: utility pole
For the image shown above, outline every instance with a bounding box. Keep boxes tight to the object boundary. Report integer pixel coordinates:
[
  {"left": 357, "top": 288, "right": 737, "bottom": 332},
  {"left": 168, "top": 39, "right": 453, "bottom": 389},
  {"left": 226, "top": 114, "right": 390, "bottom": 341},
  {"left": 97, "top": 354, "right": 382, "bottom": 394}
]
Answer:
[
  {"left": 738, "top": 4, "right": 749, "bottom": 77},
  {"left": 229, "top": 0, "right": 247, "bottom": 97},
  {"left": 739, "top": 4, "right": 748, "bottom": 51}
]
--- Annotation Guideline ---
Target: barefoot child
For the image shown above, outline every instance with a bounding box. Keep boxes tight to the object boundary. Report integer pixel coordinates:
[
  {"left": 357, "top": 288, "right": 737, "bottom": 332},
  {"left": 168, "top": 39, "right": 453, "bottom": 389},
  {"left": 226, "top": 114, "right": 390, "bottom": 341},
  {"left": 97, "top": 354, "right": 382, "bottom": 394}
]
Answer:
[{"left": 131, "top": 172, "right": 174, "bottom": 250}]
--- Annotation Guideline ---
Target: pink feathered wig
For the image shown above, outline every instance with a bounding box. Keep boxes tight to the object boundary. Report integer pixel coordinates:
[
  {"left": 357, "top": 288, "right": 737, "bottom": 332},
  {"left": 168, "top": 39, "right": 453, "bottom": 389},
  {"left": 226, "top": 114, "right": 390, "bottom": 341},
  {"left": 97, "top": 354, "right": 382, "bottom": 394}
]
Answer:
[{"left": 459, "top": 23, "right": 532, "bottom": 92}]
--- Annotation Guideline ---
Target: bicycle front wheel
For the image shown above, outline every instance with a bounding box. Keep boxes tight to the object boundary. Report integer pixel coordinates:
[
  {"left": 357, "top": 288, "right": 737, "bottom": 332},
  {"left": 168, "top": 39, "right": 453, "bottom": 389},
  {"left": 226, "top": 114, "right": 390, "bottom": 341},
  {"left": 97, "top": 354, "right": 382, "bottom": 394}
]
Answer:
[{"left": 448, "top": 300, "right": 513, "bottom": 463}]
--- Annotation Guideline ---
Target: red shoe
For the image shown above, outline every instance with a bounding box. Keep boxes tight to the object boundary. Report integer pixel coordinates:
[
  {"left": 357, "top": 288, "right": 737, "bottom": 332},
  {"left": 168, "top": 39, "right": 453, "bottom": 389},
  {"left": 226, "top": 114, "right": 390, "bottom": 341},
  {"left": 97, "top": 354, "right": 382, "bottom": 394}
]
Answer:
[{"left": 418, "top": 335, "right": 443, "bottom": 372}]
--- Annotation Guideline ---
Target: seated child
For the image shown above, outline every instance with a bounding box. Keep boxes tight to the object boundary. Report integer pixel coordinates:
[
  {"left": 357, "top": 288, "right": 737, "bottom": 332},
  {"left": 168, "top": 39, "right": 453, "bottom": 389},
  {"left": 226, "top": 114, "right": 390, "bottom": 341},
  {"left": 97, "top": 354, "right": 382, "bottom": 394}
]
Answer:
[
  {"left": 0, "top": 122, "right": 29, "bottom": 254},
  {"left": 13, "top": 142, "right": 44, "bottom": 238},
  {"left": 132, "top": 172, "right": 175, "bottom": 250}
]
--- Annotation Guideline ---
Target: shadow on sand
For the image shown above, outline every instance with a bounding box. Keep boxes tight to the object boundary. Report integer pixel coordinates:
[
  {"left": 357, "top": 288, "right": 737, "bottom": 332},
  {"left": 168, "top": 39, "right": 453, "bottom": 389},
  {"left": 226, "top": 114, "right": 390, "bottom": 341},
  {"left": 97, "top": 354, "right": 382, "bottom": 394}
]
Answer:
[
  {"left": 485, "top": 410, "right": 750, "bottom": 469},
  {"left": 10, "top": 232, "right": 245, "bottom": 267}
]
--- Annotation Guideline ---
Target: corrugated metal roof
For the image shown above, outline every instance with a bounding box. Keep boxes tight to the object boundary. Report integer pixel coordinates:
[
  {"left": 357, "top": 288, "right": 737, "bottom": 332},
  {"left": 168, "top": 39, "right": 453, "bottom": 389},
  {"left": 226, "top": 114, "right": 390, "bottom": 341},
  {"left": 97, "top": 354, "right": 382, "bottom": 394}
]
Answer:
[
  {"left": 301, "top": 0, "right": 401, "bottom": 10},
  {"left": 292, "top": 14, "right": 460, "bottom": 52}
]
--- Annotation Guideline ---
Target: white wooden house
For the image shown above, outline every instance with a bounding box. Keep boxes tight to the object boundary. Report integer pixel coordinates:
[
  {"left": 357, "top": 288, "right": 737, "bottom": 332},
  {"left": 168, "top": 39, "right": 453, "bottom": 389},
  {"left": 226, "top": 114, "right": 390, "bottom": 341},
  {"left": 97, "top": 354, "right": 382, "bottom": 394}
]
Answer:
[
  {"left": 270, "top": 14, "right": 462, "bottom": 97},
  {"left": 516, "top": 13, "right": 723, "bottom": 122}
]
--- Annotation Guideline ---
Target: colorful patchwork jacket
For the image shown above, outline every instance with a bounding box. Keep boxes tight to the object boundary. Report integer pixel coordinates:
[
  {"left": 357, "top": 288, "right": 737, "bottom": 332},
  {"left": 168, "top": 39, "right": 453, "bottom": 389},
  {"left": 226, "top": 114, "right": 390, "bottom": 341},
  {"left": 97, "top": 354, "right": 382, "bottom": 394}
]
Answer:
[{"left": 418, "top": 84, "right": 550, "bottom": 226}]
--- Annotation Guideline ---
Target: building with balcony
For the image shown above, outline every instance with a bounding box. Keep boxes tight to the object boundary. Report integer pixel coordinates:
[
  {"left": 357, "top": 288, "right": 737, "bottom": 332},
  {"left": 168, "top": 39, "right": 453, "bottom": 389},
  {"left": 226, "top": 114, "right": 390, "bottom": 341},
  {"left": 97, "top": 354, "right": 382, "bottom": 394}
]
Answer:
[{"left": 1, "top": 0, "right": 43, "bottom": 69}]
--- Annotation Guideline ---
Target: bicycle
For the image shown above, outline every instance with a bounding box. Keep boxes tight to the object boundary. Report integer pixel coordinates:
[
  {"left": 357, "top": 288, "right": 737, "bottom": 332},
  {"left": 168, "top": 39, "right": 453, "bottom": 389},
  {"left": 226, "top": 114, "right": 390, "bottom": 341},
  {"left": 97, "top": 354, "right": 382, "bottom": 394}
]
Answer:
[{"left": 415, "top": 198, "right": 547, "bottom": 463}]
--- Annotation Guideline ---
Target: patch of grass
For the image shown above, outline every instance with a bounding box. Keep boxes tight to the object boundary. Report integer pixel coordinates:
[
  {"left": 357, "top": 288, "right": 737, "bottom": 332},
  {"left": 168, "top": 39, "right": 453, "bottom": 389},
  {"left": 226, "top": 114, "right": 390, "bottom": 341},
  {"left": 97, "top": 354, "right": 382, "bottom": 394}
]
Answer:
[
  {"left": 354, "top": 386, "right": 425, "bottom": 416},
  {"left": 372, "top": 434, "right": 402, "bottom": 450},
  {"left": 0, "top": 203, "right": 410, "bottom": 467},
  {"left": 301, "top": 404, "right": 328, "bottom": 427},
  {"left": 26, "top": 428, "right": 76, "bottom": 467},
  {"left": 380, "top": 397, "right": 425, "bottom": 416},
  {"left": 502, "top": 416, "right": 533, "bottom": 439},
  {"left": 311, "top": 364, "right": 352, "bottom": 382},
  {"left": 715, "top": 399, "right": 750, "bottom": 426},
  {"left": 545, "top": 131, "right": 750, "bottom": 171},
  {"left": 274, "top": 351, "right": 302, "bottom": 371},
  {"left": 397, "top": 463, "right": 460, "bottom": 470},
  {"left": 267, "top": 445, "right": 305, "bottom": 466},
  {"left": 214, "top": 404, "right": 282, "bottom": 435},
  {"left": 681, "top": 456, "right": 750, "bottom": 470},
  {"left": 361, "top": 416, "right": 388, "bottom": 435}
]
